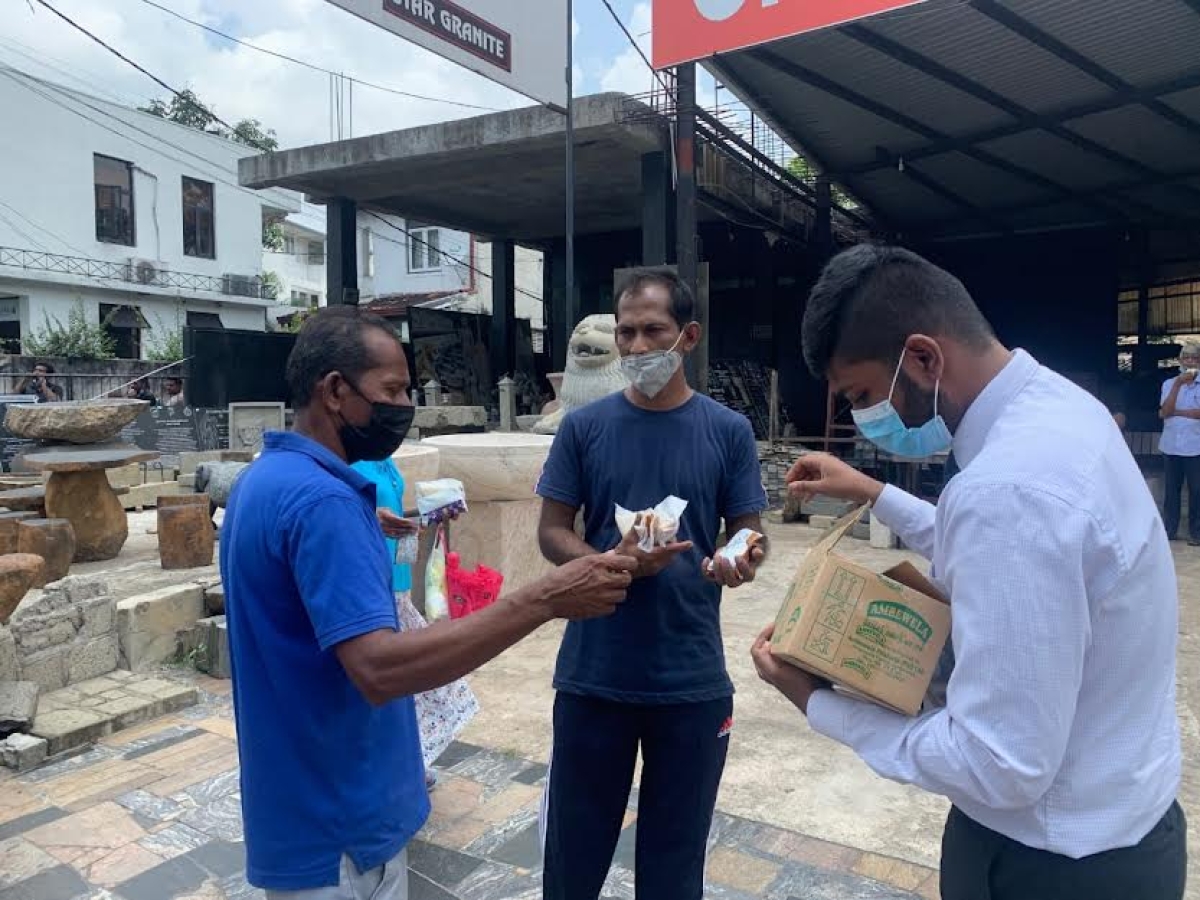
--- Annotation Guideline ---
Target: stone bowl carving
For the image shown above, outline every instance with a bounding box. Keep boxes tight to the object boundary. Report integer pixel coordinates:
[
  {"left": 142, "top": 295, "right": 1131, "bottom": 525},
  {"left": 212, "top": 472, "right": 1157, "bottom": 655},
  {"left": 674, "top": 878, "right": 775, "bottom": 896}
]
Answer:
[
  {"left": 421, "top": 433, "right": 553, "bottom": 502},
  {"left": 4, "top": 399, "right": 150, "bottom": 444}
]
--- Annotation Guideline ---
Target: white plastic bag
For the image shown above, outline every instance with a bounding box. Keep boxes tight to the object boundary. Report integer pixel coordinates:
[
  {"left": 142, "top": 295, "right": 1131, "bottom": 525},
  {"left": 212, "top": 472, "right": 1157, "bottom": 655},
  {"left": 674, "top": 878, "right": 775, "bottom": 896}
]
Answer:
[
  {"left": 424, "top": 525, "right": 450, "bottom": 621},
  {"left": 416, "top": 478, "right": 468, "bottom": 526}
]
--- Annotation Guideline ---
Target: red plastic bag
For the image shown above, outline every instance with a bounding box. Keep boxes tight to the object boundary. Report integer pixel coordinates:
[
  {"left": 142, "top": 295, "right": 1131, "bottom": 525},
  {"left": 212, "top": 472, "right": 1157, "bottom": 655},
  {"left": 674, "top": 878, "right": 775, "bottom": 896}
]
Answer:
[{"left": 446, "top": 553, "right": 504, "bottom": 620}]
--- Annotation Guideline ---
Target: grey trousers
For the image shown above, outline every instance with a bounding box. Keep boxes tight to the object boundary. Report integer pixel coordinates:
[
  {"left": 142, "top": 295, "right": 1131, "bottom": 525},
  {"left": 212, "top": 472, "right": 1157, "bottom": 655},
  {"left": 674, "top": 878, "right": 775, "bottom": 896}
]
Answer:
[{"left": 265, "top": 850, "right": 408, "bottom": 900}]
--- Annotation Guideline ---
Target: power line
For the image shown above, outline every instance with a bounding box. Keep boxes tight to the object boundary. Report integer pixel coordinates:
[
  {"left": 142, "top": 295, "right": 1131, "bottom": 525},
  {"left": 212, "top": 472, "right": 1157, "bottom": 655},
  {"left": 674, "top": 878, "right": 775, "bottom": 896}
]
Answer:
[
  {"left": 136, "top": 0, "right": 502, "bottom": 113},
  {"left": 0, "top": 198, "right": 88, "bottom": 255},
  {"left": 0, "top": 67, "right": 279, "bottom": 208},
  {"left": 31, "top": 0, "right": 237, "bottom": 133},
  {"left": 596, "top": 0, "right": 673, "bottom": 95},
  {"left": 364, "top": 212, "right": 545, "bottom": 306},
  {"left": 0, "top": 35, "right": 148, "bottom": 108}
]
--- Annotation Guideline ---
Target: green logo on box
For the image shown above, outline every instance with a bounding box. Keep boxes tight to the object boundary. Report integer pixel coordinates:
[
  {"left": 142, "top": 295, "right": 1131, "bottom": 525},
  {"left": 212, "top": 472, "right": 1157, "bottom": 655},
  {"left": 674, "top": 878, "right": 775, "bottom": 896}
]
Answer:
[
  {"left": 842, "top": 658, "right": 871, "bottom": 679},
  {"left": 865, "top": 601, "right": 933, "bottom": 645}
]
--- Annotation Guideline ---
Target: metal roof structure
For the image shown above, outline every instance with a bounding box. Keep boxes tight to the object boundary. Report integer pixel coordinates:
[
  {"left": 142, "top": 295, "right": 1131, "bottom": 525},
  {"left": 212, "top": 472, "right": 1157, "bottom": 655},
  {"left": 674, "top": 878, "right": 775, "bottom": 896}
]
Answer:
[{"left": 705, "top": 0, "right": 1200, "bottom": 241}]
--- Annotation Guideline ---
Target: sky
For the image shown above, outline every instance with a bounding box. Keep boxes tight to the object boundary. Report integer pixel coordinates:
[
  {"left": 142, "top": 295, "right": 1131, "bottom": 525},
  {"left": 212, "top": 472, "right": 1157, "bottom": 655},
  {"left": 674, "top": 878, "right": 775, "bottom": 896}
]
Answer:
[{"left": 0, "top": 0, "right": 716, "bottom": 150}]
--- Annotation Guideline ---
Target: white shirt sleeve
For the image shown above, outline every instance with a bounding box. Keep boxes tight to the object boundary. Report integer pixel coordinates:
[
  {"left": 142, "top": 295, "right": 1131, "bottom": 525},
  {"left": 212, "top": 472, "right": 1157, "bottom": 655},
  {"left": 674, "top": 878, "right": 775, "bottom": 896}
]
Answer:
[
  {"left": 807, "top": 482, "right": 1092, "bottom": 812},
  {"left": 871, "top": 484, "right": 937, "bottom": 560}
]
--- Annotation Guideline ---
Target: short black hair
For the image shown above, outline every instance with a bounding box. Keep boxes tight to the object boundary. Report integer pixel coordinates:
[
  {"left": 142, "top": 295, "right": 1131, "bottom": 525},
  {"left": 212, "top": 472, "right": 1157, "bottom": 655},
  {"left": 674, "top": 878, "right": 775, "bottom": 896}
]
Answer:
[
  {"left": 165, "top": 376, "right": 182, "bottom": 385},
  {"left": 34, "top": 362, "right": 54, "bottom": 374},
  {"left": 802, "top": 244, "right": 994, "bottom": 377},
  {"left": 285, "top": 306, "right": 401, "bottom": 408},
  {"left": 614, "top": 267, "right": 696, "bottom": 328}
]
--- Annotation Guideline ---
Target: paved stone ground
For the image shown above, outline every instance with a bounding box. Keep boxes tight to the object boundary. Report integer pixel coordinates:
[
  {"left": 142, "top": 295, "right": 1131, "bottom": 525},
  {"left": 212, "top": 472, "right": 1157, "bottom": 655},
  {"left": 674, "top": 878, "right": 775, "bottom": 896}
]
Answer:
[
  {"left": 1, "top": 516, "right": 1196, "bottom": 899},
  {"left": 0, "top": 675, "right": 939, "bottom": 900}
]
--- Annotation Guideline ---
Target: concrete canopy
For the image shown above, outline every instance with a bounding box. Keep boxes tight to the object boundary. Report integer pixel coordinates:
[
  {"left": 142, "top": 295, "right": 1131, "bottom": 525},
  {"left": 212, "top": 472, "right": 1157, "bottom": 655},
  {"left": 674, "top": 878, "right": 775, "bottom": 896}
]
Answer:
[
  {"left": 239, "top": 94, "right": 669, "bottom": 243},
  {"left": 704, "top": 0, "right": 1200, "bottom": 241}
]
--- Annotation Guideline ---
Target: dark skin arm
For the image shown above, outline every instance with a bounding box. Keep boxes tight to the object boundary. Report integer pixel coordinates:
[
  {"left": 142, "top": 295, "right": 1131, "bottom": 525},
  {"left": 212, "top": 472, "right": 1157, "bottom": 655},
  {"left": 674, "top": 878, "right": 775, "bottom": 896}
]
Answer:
[
  {"left": 537, "top": 497, "right": 693, "bottom": 578},
  {"left": 335, "top": 552, "right": 636, "bottom": 706}
]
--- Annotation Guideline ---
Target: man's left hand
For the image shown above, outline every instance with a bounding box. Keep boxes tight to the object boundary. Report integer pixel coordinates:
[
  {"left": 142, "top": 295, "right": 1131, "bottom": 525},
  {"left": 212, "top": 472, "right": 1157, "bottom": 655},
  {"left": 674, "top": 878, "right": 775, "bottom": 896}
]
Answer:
[
  {"left": 702, "top": 545, "right": 765, "bottom": 588},
  {"left": 751, "top": 624, "right": 830, "bottom": 715}
]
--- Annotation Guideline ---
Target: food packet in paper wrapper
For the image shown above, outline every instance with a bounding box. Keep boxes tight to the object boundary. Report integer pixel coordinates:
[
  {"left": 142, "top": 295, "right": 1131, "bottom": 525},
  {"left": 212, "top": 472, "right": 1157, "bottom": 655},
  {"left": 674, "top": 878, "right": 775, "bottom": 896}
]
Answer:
[
  {"left": 615, "top": 496, "right": 689, "bottom": 552},
  {"left": 706, "top": 528, "right": 764, "bottom": 574}
]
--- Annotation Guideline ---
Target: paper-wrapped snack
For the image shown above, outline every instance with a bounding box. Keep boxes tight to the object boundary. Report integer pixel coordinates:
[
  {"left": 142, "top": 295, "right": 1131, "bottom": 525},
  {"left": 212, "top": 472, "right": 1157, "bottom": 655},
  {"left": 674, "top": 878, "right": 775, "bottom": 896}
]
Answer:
[
  {"left": 416, "top": 478, "right": 468, "bottom": 526},
  {"left": 615, "top": 496, "right": 688, "bottom": 552},
  {"left": 707, "top": 528, "right": 764, "bottom": 573}
]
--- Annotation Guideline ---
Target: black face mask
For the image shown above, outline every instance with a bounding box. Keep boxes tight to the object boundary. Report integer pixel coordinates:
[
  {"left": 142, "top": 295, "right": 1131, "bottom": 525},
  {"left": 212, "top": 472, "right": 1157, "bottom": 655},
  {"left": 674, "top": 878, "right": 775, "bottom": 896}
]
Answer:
[{"left": 338, "top": 380, "right": 415, "bottom": 463}]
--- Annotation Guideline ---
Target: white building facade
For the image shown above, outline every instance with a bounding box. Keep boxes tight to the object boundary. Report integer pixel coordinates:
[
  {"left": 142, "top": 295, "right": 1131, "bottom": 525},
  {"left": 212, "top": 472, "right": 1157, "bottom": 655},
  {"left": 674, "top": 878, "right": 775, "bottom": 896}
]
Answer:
[
  {"left": 265, "top": 201, "right": 545, "bottom": 345},
  {"left": 0, "top": 67, "right": 299, "bottom": 358}
]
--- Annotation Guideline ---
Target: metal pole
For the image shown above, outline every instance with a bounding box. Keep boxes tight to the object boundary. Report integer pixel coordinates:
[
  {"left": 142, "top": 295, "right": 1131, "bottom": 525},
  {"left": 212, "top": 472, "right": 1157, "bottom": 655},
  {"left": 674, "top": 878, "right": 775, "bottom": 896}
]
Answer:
[{"left": 565, "top": 0, "right": 576, "bottom": 337}]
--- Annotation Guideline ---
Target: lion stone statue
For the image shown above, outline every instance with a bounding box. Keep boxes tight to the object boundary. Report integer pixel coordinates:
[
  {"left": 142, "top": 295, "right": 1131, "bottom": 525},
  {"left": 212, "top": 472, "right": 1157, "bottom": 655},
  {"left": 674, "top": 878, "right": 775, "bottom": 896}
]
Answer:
[{"left": 532, "top": 314, "right": 629, "bottom": 434}]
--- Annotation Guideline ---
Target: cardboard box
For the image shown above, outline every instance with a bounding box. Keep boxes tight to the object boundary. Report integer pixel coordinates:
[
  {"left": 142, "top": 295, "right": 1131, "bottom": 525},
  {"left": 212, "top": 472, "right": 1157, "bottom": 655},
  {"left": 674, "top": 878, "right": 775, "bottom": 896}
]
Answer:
[{"left": 771, "top": 505, "right": 950, "bottom": 716}]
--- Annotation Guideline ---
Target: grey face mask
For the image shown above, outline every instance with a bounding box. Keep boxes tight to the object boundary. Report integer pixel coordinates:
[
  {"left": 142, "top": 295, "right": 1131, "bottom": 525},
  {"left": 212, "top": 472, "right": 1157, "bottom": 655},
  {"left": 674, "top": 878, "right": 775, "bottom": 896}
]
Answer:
[{"left": 620, "top": 330, "right": 687, "bottom": 399}]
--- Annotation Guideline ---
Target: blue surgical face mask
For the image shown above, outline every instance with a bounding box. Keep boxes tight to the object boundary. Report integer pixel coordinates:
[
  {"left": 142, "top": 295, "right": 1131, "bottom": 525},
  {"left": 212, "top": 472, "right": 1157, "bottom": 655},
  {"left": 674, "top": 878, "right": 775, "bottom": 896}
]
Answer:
[{"left": 851, "top": 350, "right": 952, "bottom": 459}]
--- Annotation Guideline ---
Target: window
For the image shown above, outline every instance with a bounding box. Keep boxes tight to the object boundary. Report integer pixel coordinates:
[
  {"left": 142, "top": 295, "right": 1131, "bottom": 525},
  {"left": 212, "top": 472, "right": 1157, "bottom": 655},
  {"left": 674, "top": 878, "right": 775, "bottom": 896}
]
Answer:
[
  {"left": 182, "top": 177, "right": 215, "bottom": 258},
  {"left": 290, "top": 290, "right": 318, "bottom": 308},
  {"left": 408, "top": 222, "right": 441, "bottom": 272},
  {"left": 100, "top": 303, "right": 144, "bottom": 359},
  {"left": 307, "top": 240, "right": 325, "bottom": 264},
  {"left": 283, "top": 235, "right": 297, "bottom": 255},
  {"left": 94, "top": 154, "right": 135, "bottom": 245}
]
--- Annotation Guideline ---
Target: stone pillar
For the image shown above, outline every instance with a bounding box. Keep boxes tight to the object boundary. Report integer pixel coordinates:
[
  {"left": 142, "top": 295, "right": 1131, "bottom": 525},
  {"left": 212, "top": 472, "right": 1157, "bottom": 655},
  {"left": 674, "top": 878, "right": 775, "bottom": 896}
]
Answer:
[
  {"left": 0, "top": 512, "right": 38, "bottom": 554},
  {"left": 327, "top": 197, "right": 359, "bottom": 306},
  {"left": 157, "top": 505, "right": 216, "bottom": 570},
  {"left": 44, "top": 471, "right": 127, "bottom": 563},
  {"left": 498, "top": 377, "right": 516, "bottom": 432},
  {"left": 17, "top": 519, "right": 76, "bottom": 587},
  {"left": 424, "top": 379, "right": 443, "bottom": 407},
  {"left": 490, "top": 239, "right": 517, "bottom": 382},
  {"left": 0, "top": 555, "right": 44, "bottom": 625},
  {"left": 641, "top": 150, "right": 675, "bottom": 266}
]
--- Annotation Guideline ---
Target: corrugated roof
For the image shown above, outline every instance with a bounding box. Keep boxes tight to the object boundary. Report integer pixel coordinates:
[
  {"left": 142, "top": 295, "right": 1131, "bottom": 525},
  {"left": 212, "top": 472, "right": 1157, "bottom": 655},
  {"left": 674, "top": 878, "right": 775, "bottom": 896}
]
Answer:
[{"left": 706, "top": 0, "right": 1200, "bottom": 239}]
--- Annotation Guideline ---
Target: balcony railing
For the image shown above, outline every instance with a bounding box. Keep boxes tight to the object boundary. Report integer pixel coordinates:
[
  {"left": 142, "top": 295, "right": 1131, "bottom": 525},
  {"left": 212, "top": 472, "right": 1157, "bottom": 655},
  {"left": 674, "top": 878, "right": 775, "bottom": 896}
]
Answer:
[{"left": 0, "top": 245, "right": 278, "bottom": 301}]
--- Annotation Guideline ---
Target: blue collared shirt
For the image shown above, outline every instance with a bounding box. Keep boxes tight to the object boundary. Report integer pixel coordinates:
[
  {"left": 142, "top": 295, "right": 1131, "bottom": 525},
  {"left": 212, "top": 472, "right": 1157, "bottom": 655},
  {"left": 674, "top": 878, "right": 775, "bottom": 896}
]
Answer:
[
  {"left": 222, "top": 431, "right": 429, "bottom": 891},
  {"left": 809, "top": 350, "right": 1181, "bottom": 858}
]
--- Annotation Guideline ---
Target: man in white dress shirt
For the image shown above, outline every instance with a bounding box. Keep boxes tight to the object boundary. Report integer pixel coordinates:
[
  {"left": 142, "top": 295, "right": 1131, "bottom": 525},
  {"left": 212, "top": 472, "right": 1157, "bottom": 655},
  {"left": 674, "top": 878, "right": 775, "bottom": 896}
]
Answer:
[
  {"left": 1160, "top": 342, "right": 1200, "bottom": 546},
  {"left": 752, "top": 245, "right": 1185, "bottom": 899}
]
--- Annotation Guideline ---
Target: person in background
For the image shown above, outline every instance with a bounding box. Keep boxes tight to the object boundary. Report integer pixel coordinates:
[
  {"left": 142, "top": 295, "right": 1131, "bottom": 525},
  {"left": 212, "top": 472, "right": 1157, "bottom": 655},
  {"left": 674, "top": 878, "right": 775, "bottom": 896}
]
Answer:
[
  {"left": 536, "top": 267, "right": 768, "bottom": 900},
  {"left": 127, "top": 378, "right": 159, "bottom": 406},
  {"left": 164, "top": 376, "right": 186, "bottom": 409},
  {"left": 753, "top": 245, "right": 1184, "bottom": 900},
  {"left": 17, "top": 362, "right": 63, "bottom": 403},
  {"left": 222, "top": 306, "right": 635, "bottom": 899},
  {"left": 1159, "top": 341, "right": 1200, "bottom": 545},
  {"left": 350, "top": 455, "right": 478, "bottom": 791}
]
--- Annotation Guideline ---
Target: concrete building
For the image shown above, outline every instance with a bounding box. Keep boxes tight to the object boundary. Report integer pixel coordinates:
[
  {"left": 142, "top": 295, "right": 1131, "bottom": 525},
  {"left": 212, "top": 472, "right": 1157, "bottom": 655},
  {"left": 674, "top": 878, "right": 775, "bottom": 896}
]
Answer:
[
  {"left": 265, "top": 200, "right": 545, "bottom": 346},
  {"left": 0, "top": 67, "right": 299, "bottom": 358}
]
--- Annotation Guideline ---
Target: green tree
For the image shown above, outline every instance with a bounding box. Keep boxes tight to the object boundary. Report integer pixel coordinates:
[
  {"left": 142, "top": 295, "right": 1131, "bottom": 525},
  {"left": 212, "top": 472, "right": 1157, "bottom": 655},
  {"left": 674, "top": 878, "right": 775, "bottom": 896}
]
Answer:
[
  {"left": 141, "top": 91, "right": 278, "bottom": 151},
  {"left": 262, "top": 220, "right": 285, "bottom": 251},
  {"left": 145, "top": 308, "right": 185, "bottom": 362},
  {"left": 229, "top": 118, "right": 279, "bottom": 152},
  {"left": 23, "top": 302, "right": 116, "bottom": 360}
]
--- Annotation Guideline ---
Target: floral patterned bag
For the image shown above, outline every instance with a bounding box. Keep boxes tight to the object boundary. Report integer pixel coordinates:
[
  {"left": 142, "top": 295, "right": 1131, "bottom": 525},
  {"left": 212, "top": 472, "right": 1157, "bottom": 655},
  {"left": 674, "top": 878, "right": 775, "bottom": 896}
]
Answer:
[{"left": 396, "top": 591, "right": 480, "bottom": 769}]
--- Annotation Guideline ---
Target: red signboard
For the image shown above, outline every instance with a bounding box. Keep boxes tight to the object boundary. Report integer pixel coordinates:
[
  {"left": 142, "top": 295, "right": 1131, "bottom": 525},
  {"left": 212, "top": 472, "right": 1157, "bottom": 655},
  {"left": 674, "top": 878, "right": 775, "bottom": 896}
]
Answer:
[{"left": 652, "top": 0, "right": 928, "bottom": 69}]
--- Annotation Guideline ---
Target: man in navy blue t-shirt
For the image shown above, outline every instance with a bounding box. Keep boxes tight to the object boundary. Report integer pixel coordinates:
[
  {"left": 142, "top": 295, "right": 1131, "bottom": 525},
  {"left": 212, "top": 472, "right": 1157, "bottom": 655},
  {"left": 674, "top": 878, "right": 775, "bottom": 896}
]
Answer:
[
  {"left": 536, "top": 268, "right": 769, "bottom": 899},
  {"left": 222, "top": 307, "right": 635, "bottom": 898}
]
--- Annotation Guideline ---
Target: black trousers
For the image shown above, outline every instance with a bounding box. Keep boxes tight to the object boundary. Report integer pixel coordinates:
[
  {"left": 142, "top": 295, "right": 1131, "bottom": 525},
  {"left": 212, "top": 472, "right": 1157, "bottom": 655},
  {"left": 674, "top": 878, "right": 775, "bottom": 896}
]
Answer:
[
  {"left": 542, "top": 692, "right": 732, "bottom": 900},
  {"left": 940, "top": 802, "right": 1187, "bottom": 900},
  {"left": 1163, "top": 453, "right": 1200, "bottom": 540}
]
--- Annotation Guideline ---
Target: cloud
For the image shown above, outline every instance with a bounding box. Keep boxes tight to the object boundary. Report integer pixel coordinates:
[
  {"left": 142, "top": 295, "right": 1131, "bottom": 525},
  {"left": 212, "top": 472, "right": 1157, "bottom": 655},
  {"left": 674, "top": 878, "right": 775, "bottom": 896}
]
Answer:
[{"left": 597, "top": 2, "right": 655, "bottom": 97}]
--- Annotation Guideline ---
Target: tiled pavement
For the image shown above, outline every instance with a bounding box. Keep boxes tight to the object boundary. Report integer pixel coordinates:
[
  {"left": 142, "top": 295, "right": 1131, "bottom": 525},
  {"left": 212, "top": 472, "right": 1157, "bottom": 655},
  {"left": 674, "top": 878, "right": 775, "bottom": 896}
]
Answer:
[{"left": 0, "top": 674, "right": 939, "bottom": 900}]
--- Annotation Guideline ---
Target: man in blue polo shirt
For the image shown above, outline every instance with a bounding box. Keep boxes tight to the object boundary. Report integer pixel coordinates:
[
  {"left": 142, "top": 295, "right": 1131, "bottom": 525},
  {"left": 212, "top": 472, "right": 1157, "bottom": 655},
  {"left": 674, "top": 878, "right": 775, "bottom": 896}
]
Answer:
[
  {"left": 536, "top": 268, "right": 769, "bottom": 899},
  {"left": 222, "top": 307, "right": 636, "bottom": 899}
]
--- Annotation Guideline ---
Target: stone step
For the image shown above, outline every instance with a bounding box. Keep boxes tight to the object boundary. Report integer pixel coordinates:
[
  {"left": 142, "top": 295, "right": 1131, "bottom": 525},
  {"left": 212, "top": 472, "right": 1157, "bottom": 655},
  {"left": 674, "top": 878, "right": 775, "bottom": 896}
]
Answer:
[{"left": 28, "top": 671, "right": 197, "bottom": 756}]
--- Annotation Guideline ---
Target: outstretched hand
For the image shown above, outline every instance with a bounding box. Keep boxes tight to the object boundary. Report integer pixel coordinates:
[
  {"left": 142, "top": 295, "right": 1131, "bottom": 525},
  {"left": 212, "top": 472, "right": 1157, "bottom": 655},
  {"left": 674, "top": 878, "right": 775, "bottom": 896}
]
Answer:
[
  {"left": 613, "top": 528, "right": 693, "bottom": 579},
  {"left": 785, "top": 453, "right": 884, "bottom": 506}
]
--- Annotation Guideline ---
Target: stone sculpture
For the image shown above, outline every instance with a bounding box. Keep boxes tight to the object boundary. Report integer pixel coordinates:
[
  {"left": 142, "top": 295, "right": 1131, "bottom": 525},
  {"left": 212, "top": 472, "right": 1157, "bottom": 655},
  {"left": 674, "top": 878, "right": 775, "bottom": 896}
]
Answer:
[{"left": 532, "top": 315, "right": 629, "bottom": 434}]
